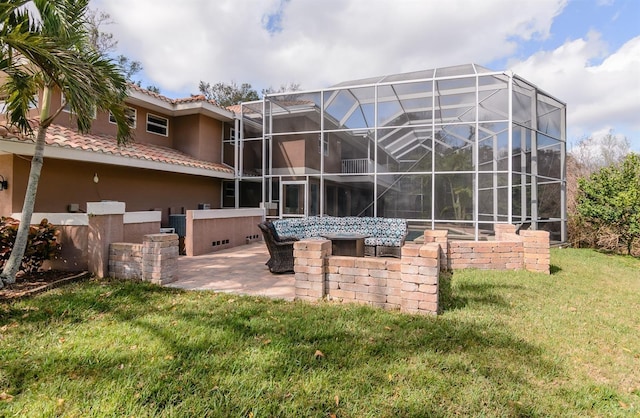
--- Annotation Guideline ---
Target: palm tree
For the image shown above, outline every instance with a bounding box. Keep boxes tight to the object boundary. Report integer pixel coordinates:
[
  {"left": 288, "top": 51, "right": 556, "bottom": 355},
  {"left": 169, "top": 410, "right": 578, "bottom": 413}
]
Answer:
[{"left": 0, "top": 0, "right": 131, "bottom": 287}]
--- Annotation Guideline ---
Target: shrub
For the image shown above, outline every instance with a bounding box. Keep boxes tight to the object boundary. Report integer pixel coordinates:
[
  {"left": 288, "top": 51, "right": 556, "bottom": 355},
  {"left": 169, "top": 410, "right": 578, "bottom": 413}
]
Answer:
[
  {"left": 0, "top": 217, "right": 61, "bottom": 274},
  {"left": 575, "top": 153, "right": 640, "bottom": 256}
]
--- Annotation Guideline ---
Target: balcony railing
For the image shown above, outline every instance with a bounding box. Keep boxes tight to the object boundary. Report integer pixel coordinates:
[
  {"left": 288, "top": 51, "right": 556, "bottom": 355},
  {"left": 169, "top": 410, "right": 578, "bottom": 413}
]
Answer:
[{"left": 341, "top": 158, "right": 372, "bottom": 174}]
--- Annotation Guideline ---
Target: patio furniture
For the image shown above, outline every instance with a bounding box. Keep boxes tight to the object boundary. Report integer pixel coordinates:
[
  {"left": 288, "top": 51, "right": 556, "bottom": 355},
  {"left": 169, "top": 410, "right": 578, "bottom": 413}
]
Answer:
[
  {"left": 258, "top": 221, "right": 299, "bottom": 273},
  {"left": 273, "top": 216, "right": 408, "bottom": 257},
  {"left": 321, "top": 233, "right": 367, "bottom": 257}
]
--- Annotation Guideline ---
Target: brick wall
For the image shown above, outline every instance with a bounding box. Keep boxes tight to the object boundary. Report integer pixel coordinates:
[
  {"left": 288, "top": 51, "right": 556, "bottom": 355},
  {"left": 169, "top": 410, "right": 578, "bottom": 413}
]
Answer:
[
  {"left": 292, "top": 224, "right": 550, "bottom": 315},
  {"left": 400, "top": 243, "right": 439, "bottom": 315},
  {"left": 109, "top": 242, "right": 143, "bottom": 279},
  {"left": 109, "top": 233, "right": 178, "bottom": 285},
  {"left": 293, "top": 240, "right": 330, "bottom": 301},
  {"left": 325, "top": 255, "right": 402, "bottom": 310},
  {"left": 520, "top": 230, "right": 551, "bottom": 274},
  {"left": 425, "top": 225, "right": 550, "bottom": 274},
  {"left": 448, "top": 241, "right": 525, "bottom": 270},
  {"left": 294, "top": 240, "right": 440, "bottom": 315}
]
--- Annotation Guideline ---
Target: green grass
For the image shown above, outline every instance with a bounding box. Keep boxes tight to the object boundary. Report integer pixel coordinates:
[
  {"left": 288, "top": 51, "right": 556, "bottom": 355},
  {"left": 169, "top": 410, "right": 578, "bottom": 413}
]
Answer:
[{"left": 1, "top": 248, "right": 639, "bottom": 417}]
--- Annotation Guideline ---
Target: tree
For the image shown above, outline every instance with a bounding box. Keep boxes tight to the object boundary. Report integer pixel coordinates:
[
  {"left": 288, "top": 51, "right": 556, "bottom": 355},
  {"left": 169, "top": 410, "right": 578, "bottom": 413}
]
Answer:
[
  {"left": 570, "top": 130, "right": 630, "bottom": 178},
  {"left": 576, "top": 153, "right": 640, "bottom": 255},
  {"left": 0, "top": 0, "right": 131, "bottom": 287},
  {"left": 567, "top": 131, "right": 631, "bottom": 244},
  {"left": 261, "top": 82, "right": 301, "bottom": 97},
  {"left": 86, "top": 7, "right": 116, "bottom": 53},
  {"left": 85, "top": 7, "right": 160, "bottom": 93},
  {"left": 198, "top": 80, "right": 260, "bottom": 107}
]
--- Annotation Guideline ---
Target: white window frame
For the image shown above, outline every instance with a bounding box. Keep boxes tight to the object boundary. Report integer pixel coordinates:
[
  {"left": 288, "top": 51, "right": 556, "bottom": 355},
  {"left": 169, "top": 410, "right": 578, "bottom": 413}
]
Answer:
[
  {"left": 109, "top": 106, "right": 137, "bottom": 128},
  {"left": 146, "top": 113, "right": 169, "bottom": 136}
]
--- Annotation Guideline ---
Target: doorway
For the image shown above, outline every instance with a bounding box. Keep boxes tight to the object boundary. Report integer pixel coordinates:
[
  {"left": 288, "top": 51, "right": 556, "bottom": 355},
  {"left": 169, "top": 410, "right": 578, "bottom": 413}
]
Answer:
[{"left": 280, "top": 181, "right": 307, "bottom": 217}]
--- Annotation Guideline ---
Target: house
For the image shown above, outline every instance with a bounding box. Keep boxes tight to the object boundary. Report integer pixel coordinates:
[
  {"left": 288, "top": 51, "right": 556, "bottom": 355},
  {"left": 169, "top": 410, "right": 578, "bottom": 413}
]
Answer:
[
  {"left": 1, "top": 63, "right": 567, "bottom": 252},
  {"left": 0, "top": 85, "right": 237, "bottom": 226}
]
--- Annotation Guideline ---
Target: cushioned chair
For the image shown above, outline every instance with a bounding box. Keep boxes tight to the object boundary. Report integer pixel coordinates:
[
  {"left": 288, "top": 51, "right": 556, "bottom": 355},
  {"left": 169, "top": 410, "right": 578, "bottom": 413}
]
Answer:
[{"left": 258, "top": 221, "right": 299, "bottom": 273}]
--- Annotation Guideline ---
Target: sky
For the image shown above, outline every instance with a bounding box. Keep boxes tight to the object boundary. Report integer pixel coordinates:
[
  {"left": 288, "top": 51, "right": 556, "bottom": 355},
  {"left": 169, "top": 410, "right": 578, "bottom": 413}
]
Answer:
[{"left": 90, "top": 0, "right": 640, "bottom": 150}]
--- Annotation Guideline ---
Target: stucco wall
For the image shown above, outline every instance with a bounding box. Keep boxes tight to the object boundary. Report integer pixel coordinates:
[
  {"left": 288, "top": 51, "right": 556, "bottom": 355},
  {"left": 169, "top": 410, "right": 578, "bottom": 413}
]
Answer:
[
  {"left": 273, "top": 137, "right": 306, "bottom": 173},
  {"left": 9, "top": 156, "right": 222, "bottom": 225},
  {"left": 42, "top": 225, "right": 89, "bottom": 271},
  {"left": 50, "top": 89, "right": 175, "bottom": 147},
  {"left": 123, "top": 222, "right": 162, "bottom": 244},
  {"left": 185, "top": 209, "right": 264, "bottom": 256},
  {"left": 173, "top": 114, "right": 223, "bottom": 163},
  {"left": 0, "top": 154, "right": 12, "bottom": 216}
]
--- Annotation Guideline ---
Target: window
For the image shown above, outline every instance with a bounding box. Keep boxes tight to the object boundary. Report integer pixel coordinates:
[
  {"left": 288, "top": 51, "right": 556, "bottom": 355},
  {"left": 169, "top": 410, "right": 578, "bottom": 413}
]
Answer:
[
  {"left": 222, "top": 181, "right": 236, "bottom": 208},
  {"left": 319, "top": 134, "right": 329, "bottom": 156},
  {"left": 1, "top": 94, "right": 38, "bottom": 113},
  {"left": 146, "top": 113, "right": 168, "bottom": 136},
  {"left": 109, "top": 107, "right": 137, "bottom": 128},
  {"left": 229, "top": 127, "right": 236, "bottom": 141},
  {"left": 61, "top": 94, "right": 71, "bottom": 113},
  {"left": 224, "top": 182, "right": 235, "bottom": 198},
  {"left": 61, "top": 93, "right": 96, "bottom": 118}
]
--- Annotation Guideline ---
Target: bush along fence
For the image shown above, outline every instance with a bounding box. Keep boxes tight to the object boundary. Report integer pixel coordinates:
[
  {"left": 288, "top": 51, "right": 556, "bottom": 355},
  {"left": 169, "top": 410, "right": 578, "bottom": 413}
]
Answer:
[{"left": 293, "top": 224, "right": 550, "bottom": 315}]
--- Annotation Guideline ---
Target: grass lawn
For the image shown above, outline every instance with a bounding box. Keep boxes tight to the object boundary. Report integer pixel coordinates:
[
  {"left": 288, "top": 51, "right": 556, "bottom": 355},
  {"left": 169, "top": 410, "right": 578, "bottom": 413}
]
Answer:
[{"left": 1, "top": 248, "right": 639, "bottom": 417}]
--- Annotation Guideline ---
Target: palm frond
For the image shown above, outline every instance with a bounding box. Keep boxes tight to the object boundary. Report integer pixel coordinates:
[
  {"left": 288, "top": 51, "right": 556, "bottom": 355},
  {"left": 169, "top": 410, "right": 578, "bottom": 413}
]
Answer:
[
  {"left": 0, "top": 65, "right": 40, "bottom": 133},
  {"left": 1, "top": 0, "right": 131, "bottom": 142}
]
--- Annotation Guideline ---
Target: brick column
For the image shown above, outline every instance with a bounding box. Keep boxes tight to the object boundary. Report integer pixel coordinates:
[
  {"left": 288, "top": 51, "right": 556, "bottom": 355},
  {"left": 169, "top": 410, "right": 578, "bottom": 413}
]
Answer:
[
  {"left": 109, "top": 243, "right": 143, "bottom": 279},
  {"left": 520, "top": 230, "right": 550, "bottom": 274},
  {"left": 87, "top": 202, "right": 125, "bottom": 278},
  {"left": 293, "top": 239, "right": 331, "bottom": 301},
  {"left": 401, "top": 243, "right": 440, "bottom": 315},
  {"left": 142, "top": 233, "right": 179, "bottom": 284},
  {"left": 495, "top": 224, "right": 518, "bottom": 241},
  {"left": 423, "top": 229, "right": 449, "bottom": 270}
]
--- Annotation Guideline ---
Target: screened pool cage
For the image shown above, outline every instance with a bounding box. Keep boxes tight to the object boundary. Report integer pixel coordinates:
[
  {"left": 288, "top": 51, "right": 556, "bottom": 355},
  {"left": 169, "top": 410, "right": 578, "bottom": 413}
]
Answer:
[{"left": 225, "top": 64, "right": 566, "bottom": 241}]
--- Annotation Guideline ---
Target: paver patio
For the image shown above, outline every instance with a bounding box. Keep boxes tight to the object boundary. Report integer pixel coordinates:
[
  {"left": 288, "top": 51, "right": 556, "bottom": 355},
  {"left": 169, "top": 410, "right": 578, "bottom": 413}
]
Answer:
[{"left": 167, "top": 242, "right": 295, "bottom": 300}]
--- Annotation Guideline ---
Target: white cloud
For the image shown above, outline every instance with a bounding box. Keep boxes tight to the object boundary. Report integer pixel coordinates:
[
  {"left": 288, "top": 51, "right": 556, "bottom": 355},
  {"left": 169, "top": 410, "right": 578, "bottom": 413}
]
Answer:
[
  {"left": 511, "top": 33, "right": 640, "bottom": 144},
  {"left": 91, "top": 0, "right": 566, "bottom": 94},
  {"left": 90, "top": 0, "right": 638, "bottom": 148}
]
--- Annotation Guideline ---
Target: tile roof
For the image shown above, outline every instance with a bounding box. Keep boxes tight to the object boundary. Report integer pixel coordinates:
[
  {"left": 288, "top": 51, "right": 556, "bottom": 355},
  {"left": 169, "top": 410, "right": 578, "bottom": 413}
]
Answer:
[
  {"left": 1, "top": 123, "right": 234, "bottom": 176},
  {"left": 127, "top": 84, "right": 233, "bottom": 113},
  {"left": 127, "top": 83, "right": 174, "bottom": 104}
]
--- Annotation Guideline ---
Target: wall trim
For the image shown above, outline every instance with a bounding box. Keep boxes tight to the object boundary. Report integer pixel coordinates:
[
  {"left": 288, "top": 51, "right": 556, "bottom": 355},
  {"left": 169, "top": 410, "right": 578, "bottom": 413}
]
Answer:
[
  {"left": 191, "top": 208, "right": 265, "bottom": 220},
  {"left": 123, "top": 211, "right": 162, "bottom": 224},
  {"left": 11, "top": 213, "right": 89, "bottom": 226}
]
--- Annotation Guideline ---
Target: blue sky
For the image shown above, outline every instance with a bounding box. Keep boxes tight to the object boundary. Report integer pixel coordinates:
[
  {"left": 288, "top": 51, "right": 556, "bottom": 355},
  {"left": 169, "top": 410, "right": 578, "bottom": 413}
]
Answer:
[
  {"left": 497, "top": 0, "right": 638, "bottom": 67},
  {"left": 92, "top": 0, "right": 640, "bottom": 150}
]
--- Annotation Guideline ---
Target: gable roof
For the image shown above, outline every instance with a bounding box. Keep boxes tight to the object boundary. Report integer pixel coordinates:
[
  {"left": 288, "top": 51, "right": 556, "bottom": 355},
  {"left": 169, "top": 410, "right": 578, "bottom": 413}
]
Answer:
[{"left": 0, "top": 124, "right": 234, "bottom": 179}]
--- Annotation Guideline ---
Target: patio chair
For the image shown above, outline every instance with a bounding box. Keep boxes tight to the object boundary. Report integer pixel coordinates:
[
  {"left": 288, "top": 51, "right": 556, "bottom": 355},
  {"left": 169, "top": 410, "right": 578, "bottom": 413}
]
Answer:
[{"left": 258, "top": 221, "right": 299, "bottom": 273}]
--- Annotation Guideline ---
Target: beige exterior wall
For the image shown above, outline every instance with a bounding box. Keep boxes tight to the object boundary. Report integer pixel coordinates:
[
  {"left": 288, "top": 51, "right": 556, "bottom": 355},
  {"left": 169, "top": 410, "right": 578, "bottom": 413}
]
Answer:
[
  {"left": 173, "top": 114, "right": 223, "bottom": 163},
  {"left": 185, "top": 211, "right": 263, "bottom": 256},
  {"left": 49, "top": 88, "right": 177, "bottom": 148},
  {"left": 123, "top": 222, "right": 162, "bottom": 244},
  {"left": 273, "top": 137, "right": 306, "bottom": 171},
  {"left": 0, "top": 154, "right": 13, "bottom": 216},
  {"left": 7, "top": 156, "right": 222, "bottom": 225},
  {"left": 42, "top": 225, "right": 89, "bottom": 271}
]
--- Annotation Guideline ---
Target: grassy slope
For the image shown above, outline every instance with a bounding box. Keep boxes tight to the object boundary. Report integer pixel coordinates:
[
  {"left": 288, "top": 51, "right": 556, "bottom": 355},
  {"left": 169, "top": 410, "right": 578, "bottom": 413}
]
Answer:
[{"left": 0, "top": 248, "right": 638, "bottom": 417}]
